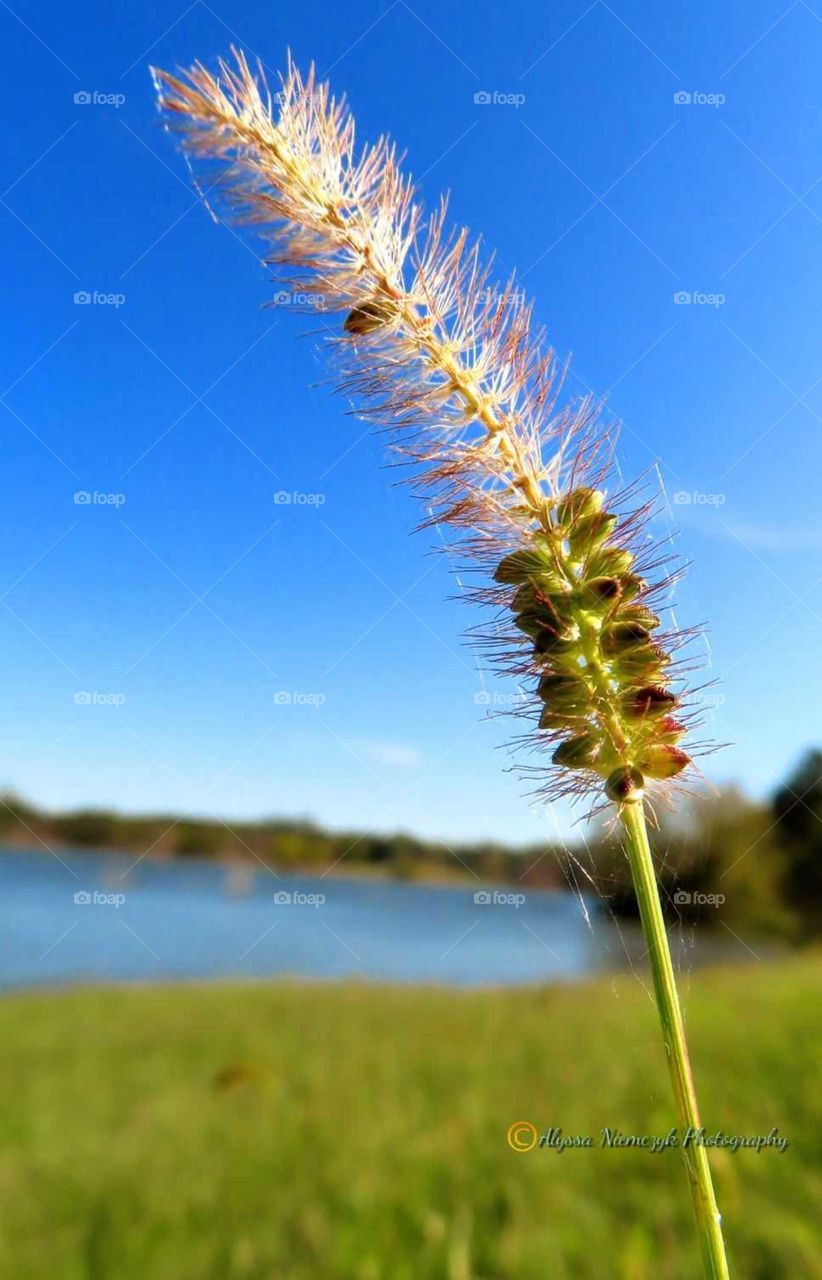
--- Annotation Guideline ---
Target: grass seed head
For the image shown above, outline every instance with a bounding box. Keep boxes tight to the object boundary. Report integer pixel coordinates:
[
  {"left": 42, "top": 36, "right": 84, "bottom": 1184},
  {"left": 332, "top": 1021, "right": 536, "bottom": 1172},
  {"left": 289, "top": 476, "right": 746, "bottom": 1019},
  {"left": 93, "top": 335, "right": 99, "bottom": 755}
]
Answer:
[{"left": 152, "top": 49, "right": 708, "bottom": 812}]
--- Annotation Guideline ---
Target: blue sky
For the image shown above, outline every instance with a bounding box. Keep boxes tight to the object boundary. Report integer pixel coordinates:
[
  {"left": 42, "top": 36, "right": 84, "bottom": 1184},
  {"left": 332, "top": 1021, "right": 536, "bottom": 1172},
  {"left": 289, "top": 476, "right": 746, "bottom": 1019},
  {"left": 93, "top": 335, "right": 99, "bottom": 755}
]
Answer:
[{"left": 2, "top": 0, "right": 821, "bottom": 843}]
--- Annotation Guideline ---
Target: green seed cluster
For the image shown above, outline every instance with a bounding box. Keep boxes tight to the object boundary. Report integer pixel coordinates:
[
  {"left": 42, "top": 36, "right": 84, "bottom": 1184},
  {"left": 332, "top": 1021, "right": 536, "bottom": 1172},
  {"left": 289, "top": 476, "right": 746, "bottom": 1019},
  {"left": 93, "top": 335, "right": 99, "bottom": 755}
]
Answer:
[{"left": 493, "top": 487, "right": 690, "bottom": 803}]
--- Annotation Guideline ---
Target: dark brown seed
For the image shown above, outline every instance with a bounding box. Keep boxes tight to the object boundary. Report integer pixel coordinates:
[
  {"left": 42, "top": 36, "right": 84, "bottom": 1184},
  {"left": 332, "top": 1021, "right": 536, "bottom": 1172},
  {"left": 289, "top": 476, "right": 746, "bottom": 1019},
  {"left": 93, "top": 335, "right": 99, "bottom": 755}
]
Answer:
[
  {"left": 621, "top": 686, "right": 677, "bottom": 718},
  {"left": 580, "top": 576, "right": 622, "bottom": 607},
  {"left": 513, "top": 611, "right": 544, "bottom": 638},
  {"left": 537, "top": 673, "right": 589, "bottom": 713},
  {"left": 533, "top": 626, "right": 577, "bottom": 657},
  {"left": 343, "top": 298, "right": 396, "bottom": 335},
  {"left": 602, "top": 621, "right": 651, "bottom": 654},
  {"left": 552, "top": 734, "right": 599, "bottom": 768},
  {"left": 512, "top": 584, "right": 539, "bottom": 613},
  {"left": 604, "top": 766, "right": 645, "bottom": 802}
]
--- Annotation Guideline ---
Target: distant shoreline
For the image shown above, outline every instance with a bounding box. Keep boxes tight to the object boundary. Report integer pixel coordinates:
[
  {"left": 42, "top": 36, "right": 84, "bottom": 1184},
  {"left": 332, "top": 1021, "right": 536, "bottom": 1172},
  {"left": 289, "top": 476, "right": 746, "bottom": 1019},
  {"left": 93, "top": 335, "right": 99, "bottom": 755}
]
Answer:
[{"left": 0, "top": 834, "right": 541, "bottom": 890}]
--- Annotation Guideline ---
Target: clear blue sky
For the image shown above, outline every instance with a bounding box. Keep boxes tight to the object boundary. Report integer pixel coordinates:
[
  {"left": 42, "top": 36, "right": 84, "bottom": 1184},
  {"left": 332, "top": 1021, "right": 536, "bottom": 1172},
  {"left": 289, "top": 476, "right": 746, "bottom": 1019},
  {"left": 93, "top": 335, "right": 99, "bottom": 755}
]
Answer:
[{"left": 2, "top": 0, "right": 821, "bottom": 842}]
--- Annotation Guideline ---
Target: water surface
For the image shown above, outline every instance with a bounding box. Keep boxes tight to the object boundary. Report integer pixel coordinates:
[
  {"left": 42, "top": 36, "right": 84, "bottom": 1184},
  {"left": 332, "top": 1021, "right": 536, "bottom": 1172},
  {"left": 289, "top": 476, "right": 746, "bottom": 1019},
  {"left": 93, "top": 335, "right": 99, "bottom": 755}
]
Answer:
[{"left": 0, "top": 847, "right": 736, "bottom": 989}]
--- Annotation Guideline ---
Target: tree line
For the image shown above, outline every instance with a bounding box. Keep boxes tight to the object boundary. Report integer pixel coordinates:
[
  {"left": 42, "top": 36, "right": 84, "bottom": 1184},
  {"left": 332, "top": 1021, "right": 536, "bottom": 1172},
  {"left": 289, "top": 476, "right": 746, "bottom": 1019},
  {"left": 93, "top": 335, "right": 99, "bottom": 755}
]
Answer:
[{"left": 2, "top": 749, "right": 819, "bottom": 940}]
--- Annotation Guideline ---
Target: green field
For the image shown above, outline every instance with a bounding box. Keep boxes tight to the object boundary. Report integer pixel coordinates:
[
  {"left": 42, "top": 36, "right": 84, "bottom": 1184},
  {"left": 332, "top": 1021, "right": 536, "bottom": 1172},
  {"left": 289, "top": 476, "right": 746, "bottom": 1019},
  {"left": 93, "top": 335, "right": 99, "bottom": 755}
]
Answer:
[{"left": 1, "top": 956, "right": 819, "bottom": 1279}]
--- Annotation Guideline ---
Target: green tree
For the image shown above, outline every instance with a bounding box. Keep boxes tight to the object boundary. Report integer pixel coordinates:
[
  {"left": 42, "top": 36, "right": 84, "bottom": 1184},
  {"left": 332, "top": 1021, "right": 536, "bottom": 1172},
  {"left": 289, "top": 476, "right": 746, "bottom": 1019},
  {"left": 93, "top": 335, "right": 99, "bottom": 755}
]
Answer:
[{"left": 773, "top": 749, "right": 822, "bottom": 935}]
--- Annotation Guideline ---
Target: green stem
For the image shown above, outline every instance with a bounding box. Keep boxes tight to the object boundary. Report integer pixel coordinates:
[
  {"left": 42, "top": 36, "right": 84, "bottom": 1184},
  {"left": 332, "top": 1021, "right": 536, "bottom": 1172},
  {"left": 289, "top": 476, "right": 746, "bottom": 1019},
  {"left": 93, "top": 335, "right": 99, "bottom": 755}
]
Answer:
[{"left": 620, "top": 799, "right": 731, "bottom": 1280}]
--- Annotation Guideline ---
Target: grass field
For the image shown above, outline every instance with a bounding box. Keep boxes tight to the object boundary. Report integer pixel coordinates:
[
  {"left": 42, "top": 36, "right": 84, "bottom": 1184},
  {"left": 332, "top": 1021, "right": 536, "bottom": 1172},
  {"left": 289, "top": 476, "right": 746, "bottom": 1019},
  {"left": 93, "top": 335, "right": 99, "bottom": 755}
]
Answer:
[{"left": 0, "top": 956, "right": 819, "bottom": 1279}]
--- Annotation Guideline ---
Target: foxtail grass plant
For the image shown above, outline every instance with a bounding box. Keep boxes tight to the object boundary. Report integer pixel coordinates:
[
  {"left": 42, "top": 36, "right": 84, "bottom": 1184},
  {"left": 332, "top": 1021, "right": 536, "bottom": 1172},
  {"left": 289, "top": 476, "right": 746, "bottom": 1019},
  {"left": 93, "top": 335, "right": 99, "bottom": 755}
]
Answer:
[{"left": 153, "top": 50, "right": 730, "bottom": 1277}]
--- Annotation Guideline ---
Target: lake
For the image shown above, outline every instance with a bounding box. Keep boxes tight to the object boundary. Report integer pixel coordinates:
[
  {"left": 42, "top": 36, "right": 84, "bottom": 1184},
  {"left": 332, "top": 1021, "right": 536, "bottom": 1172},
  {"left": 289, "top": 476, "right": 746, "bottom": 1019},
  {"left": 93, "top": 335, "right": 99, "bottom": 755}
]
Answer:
[{"left": 0, "top": 847, "right": 741, "bottom": 989}]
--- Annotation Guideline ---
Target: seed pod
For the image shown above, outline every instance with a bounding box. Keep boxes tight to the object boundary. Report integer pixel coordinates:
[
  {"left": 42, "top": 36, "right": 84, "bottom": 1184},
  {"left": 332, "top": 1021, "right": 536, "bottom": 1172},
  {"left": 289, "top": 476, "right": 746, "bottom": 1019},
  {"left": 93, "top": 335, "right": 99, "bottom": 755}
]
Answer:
[
  {"left": 517, "top": 610, "right": 576, "bottom": 643},
  {"left": 568, "top": 510, "right": 619, "bottom": 558},
  {"left": 533, "top": 627, "right": 578, "bottom": 658},
  {"left": 604, "top": 765, "right": 645, "bottom": 802},
  {"left": 612, "top": 643, "right": 669, "bottom": 683},
  {"left": 586, "top": 545, "right": 634, "bottom": 579},
  {"left": 602, "top": 621, "right": 651, "bottom": 655},
  {"left": 552, "top": 734, "right": 599, "bottom": 768},
  {"left": 580, "top": 576, "right": 622, "bottom": 608},
  {"left": 538, "top": 586, "right": 576, "bottom": 627},
  {"left": 535, "top": 570, "right": 570, "bottom": 597},
  {"left": 344, "top": 297, "right": 397, "bottom": 334},
  {"left": 619, "top": 573, "right": 646, "bottom": 603},
  {"left": 640, "top": 745, "right": 690, "bottom": 780},
  {"left": 538, "top": 706, "right": 586, "bottom": 732},
  {"left": 537, "top": 673, "right": 590, "bottom": 714},
  {"left": 656, "top": 716, "right": 687, "bottom": 743},
  {"left": 494, "top": 547, "right": 560, "bottom": 586},
  {"left": 616, "top": 603, "right": 661, "bottom": 631},
  {"left": 514, "top": 610, "right": 546, "bottom": 638},
  {"left": 511, "top": 583, "right": 539, "bottom": 613},
  {"left": 555, "top": 487, "right": 604, "bottom": 526},
  {"left": 512, "top": 580, "right": 564, "bottom": 618},
  {"left": 621, "top": 686, "right": 677, "bottom": 719}
]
